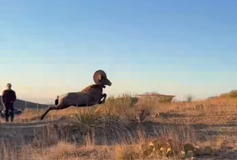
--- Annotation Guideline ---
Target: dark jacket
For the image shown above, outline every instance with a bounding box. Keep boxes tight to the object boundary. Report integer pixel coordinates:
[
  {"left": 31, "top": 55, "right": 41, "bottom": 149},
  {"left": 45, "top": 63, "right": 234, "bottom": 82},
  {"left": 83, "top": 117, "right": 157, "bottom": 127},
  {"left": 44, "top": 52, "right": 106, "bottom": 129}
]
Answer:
[
  {"left": 55, "top": 98, "right": 59, "bottom": 105},
  {"left": 1, "top": 89, "right": 16, "bottom": 104}
]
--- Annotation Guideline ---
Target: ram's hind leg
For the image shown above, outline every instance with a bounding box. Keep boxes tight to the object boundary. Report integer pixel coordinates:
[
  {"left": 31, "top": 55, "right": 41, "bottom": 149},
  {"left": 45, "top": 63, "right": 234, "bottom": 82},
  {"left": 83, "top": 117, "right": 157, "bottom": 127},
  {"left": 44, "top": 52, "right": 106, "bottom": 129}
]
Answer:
[
  {"left": 40, "top": 104, "right": 68, "bottom": 120},
  {"left": 99, "top": 93, "right": 107, "bottom": 104}
]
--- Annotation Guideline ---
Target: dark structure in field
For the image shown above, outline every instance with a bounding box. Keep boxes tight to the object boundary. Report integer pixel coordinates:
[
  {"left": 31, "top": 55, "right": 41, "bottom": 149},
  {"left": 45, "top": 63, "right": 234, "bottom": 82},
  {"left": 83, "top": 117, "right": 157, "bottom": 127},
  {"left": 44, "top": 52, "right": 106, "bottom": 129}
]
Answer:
[{"left": 138, "top": 92, "right": 175, "bottom": 102}]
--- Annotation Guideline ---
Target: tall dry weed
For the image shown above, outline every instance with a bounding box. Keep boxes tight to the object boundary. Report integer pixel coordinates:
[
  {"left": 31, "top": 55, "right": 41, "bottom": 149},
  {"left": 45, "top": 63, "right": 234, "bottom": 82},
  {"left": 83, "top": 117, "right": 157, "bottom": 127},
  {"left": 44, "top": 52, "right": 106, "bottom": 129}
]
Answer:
[{"left": 75, "top": 108, "right": 102, "bottom": 146}]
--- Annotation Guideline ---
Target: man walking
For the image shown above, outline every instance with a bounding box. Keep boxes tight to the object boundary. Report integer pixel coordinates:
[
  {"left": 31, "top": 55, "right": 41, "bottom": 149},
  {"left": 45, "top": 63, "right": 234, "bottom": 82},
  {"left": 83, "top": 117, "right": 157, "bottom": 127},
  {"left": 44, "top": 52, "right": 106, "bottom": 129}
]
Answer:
[
  {"left": 1, "top": 83, "right": 17, "bottom": 122},
  {"left": 55, "top": 95, "right": 59, "bottom": 105}
]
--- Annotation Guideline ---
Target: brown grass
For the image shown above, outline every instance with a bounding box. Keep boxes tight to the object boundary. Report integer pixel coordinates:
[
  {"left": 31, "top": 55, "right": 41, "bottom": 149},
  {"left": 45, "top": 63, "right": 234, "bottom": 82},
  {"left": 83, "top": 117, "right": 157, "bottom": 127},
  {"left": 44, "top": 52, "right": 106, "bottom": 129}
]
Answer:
[{"left": 1, "top": 93, "right": 237, "bottom": 159}]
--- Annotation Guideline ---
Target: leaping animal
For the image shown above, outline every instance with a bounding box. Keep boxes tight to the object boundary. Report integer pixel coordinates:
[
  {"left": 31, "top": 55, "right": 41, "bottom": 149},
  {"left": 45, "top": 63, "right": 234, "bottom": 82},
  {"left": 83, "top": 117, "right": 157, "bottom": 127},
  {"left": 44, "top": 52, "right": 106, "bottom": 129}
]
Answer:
[{"left": 40, "top": 70, "right": 112, "bottom": 120}]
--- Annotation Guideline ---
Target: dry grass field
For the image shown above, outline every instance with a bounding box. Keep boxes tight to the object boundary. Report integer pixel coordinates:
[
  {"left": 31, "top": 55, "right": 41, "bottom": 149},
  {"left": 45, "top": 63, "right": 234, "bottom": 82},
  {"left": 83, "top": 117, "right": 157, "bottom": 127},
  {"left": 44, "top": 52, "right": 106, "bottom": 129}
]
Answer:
[{"left": 1, "top": 91, "right": 237, "bottom": 160}]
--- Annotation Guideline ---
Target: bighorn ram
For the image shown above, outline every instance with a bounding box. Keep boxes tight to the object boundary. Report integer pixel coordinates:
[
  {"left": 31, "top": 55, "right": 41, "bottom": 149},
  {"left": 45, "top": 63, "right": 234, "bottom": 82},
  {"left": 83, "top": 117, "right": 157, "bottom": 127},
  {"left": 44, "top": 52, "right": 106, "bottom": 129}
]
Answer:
[{"left": 40, "top": 70, "right": 112, "bottom": 120}]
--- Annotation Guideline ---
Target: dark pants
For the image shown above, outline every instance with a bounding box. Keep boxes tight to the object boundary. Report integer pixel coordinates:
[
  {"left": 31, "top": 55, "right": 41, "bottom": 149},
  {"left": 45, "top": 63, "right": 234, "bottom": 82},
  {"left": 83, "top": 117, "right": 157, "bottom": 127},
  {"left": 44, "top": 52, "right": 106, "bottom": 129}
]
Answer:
[{"left": 3, "top": 102, "right": 14, "bottom": 122}]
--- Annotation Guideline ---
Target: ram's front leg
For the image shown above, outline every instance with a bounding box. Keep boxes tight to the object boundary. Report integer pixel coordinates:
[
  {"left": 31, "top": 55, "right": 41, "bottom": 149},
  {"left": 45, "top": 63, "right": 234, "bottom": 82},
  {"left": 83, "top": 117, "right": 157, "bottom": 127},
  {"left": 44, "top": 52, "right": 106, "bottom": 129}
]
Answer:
[{"left": 99, "top": 93, "right": 107, "bottom": 104}]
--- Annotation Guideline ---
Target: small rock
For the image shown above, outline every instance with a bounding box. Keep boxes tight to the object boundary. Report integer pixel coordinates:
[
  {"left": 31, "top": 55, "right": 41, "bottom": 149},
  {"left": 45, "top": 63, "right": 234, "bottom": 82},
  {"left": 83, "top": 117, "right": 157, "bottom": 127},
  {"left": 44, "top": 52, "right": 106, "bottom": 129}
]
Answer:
[
  {"left": 166, "top": 147, "right": 173, "bottom": 157},
  {"left": 159, "top": 147, "right": 166, "bottom": 156},
  {"left": 184, "top": 143, "right": 195, "bottom": 153},
  {"left": 180, "top": 150, "right": 186, "bottom": 159},
  {"left": 139, "top": 143, "right": 147, "bottom": 151},
  {"left": 194, "top": 147, "right": 204, "bottom": 156},
  {"left": 186, "top": 150, "right": 194, "bottom": 158},
  {"left": 203, "top": 146, "right": 213, "bottom": 155}
]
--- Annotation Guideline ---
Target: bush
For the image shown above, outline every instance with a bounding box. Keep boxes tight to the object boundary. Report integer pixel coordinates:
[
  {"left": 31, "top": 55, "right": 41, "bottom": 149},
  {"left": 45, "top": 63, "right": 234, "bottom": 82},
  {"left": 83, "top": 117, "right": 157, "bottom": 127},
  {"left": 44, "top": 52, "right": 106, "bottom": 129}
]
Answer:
[
  {"left": 102, "top": 94, "right": 138, "bottom": 116},
  {"left": 185, "top": 94, "right": 195, "bottom": 102},
  {"left": 229, "top": 90, "right": 237, "bottom": 98},
  {"left": 220, "top": 90, "right": 237, "bottom": 98},
  {"left": 75, "top": 108, "right": 102, "bottom": 145},
  {"left": 115, "top": 146, "right": 139, "bottom": 160}
]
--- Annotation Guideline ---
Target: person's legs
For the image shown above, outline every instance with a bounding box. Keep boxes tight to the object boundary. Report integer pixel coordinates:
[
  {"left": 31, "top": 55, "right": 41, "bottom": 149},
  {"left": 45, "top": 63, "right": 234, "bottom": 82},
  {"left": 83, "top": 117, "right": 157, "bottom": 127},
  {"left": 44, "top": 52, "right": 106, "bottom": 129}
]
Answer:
[
  {"left": 4, "top": 105, "right": 9, "bottom": 122},
  {"left": 10, "top": 103, "right": 14, "bottom": 122},
  {"left": 1, "top": 109, "right": 4, "bottom": 118}
]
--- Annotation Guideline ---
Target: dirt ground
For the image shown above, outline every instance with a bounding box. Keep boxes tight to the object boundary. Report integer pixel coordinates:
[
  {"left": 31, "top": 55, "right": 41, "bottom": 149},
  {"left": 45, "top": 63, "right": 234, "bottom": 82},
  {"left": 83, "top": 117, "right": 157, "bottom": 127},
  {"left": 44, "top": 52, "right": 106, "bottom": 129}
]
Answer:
[{"left": 1, "top": 96, "right": 237, "bottom": 159}]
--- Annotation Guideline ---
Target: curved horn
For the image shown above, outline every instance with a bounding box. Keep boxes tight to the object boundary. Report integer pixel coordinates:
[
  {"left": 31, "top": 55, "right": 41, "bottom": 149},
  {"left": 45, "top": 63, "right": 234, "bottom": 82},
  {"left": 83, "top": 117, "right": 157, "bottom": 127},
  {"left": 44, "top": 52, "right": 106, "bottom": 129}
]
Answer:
[{"left": 93, "top": 70, "right": 107, "bottom": 85}]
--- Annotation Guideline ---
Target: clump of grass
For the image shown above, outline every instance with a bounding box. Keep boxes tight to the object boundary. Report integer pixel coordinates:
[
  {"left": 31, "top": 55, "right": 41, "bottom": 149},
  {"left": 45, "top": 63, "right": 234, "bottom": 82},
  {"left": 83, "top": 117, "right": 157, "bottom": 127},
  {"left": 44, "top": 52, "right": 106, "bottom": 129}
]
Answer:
[
  {"left": 73, "top": 95, "right": 138, "bottom": 146},
  {"left": 46, "top": 141, "right": 78, "bottom": 159},
  {"left": 16, "top": 108, "right": 44, "bottom": 122},
  {"left": 104, "top": 94, "right": 153, "bottom": 124},
  {"left": 115, "top": 145, "right": 139, "bottom": 160},
  {"left": 103, "top": 94, "right": 137, "bottom": 115},
  {"left": 121, "top": 102, "right": 153, "bottom": 133},
  {"left": 75, "top": 108, "right": 102, "bottom": 146},
  {"left": 0, "top": 141, "right": 19, "bottom": 160},
  {"left": 22, "top": 141, "right": 79, "bottom": 160},
  {"left": 31, "top": 125, "right": 60, "bottom": 148}
]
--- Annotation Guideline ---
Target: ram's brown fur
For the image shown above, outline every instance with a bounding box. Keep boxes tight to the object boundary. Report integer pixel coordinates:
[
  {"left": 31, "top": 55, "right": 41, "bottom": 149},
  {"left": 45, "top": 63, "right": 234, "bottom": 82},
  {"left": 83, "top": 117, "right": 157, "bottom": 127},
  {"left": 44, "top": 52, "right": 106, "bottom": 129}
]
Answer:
[
  {"left": 81, "top": 84, "right": 106, "bottom": 104},
  {"left": 40, "top": 70, "right": 111, "bottom": 120}
]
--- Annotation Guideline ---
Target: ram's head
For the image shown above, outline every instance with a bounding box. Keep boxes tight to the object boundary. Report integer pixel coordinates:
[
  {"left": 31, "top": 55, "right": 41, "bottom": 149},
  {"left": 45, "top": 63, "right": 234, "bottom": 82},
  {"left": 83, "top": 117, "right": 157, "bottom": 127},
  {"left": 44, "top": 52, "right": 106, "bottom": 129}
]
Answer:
[{"left": 93, "top": 70, "right": 112, "bottom": 87}]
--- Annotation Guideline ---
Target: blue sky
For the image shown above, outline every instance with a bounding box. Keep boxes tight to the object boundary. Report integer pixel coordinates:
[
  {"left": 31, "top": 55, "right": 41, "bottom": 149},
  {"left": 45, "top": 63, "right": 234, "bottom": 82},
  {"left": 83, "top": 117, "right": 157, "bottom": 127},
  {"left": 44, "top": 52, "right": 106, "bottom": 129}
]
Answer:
[{"left": 1, "top": 0, "right": 237, "bottom": 103}]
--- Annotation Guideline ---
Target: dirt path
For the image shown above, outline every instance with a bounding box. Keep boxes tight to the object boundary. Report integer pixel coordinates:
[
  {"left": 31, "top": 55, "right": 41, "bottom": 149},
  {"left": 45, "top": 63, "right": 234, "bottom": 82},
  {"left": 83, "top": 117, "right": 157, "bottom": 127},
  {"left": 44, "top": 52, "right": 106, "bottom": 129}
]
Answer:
[
  {"left": 0, "top": 118, "right": 64, "bottom": 129},
  {"left": 0, "top": 117, "right": 72, "bottom": 147}
]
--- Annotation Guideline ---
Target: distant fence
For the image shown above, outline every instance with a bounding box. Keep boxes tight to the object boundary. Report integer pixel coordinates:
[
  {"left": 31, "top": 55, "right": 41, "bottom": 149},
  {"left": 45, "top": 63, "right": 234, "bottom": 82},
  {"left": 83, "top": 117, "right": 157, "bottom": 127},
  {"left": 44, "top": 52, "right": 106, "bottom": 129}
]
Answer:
[{"left": 0, "top": 100, "right": 49, "bottom": 111}]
